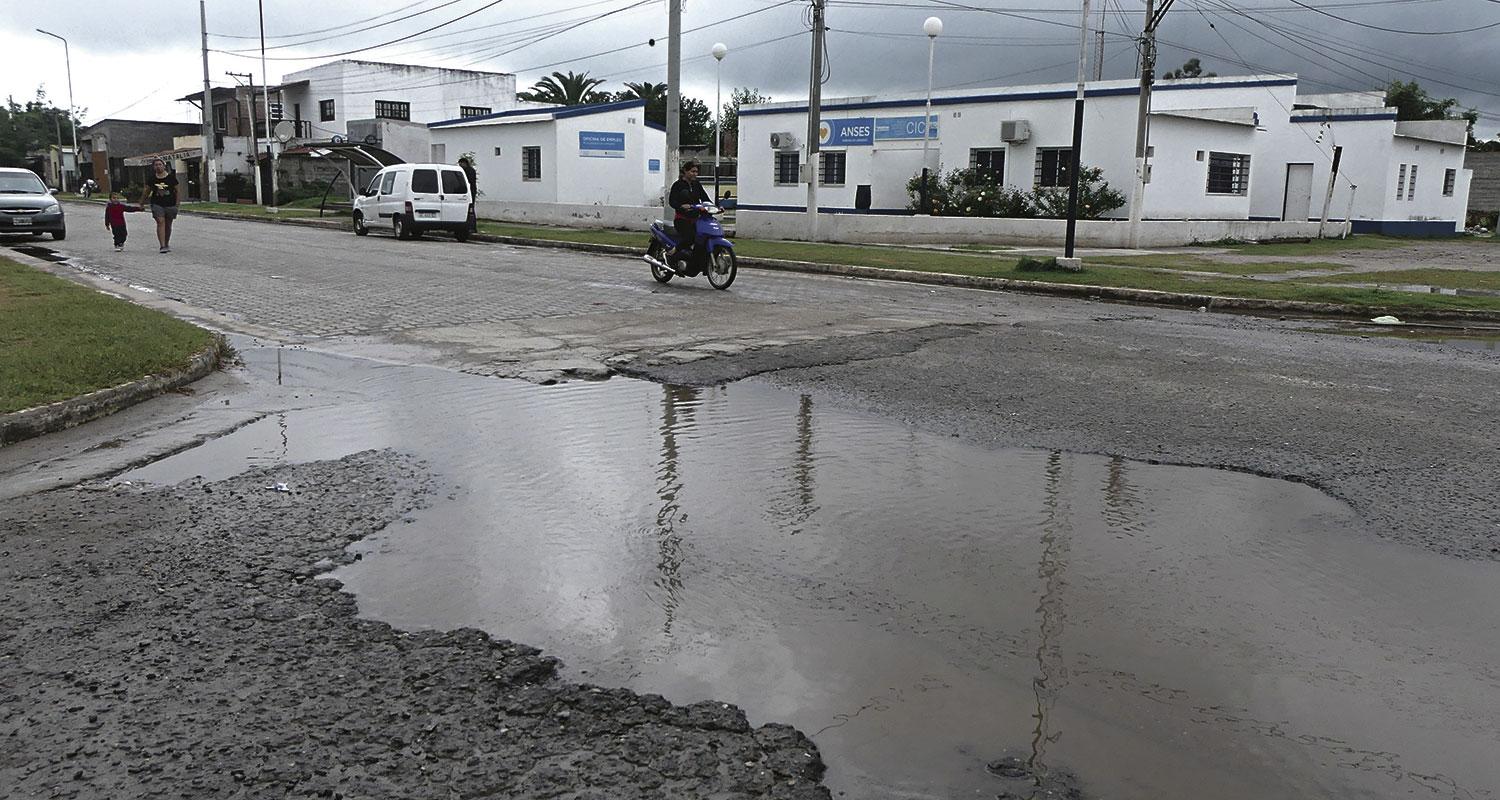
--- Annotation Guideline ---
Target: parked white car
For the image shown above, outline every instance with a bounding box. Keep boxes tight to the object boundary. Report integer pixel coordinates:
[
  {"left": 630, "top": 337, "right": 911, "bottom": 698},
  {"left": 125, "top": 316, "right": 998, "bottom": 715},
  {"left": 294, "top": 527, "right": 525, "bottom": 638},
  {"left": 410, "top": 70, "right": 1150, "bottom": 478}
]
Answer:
[{"left": 352, "top": 163, "right": 472, "bottom": 242}]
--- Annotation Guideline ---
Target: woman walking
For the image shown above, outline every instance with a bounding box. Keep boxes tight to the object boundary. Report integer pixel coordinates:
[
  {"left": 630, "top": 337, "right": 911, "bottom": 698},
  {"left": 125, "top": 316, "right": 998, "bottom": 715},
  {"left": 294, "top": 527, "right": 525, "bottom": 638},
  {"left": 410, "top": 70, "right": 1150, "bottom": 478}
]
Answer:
[{"left": 140, "top": 158, "right": 179, "bottom": 253}]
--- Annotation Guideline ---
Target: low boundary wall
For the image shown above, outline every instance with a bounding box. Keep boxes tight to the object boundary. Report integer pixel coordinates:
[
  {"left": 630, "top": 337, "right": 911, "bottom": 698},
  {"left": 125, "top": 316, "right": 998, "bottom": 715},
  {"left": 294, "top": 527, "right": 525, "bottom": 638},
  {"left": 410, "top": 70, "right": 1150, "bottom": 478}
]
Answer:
[
  {"left": 475, "top": 200, "right": 656, "bottom": 230},
  {"left": 735, "top": 210, "right": 1344, "bottom": 246}
]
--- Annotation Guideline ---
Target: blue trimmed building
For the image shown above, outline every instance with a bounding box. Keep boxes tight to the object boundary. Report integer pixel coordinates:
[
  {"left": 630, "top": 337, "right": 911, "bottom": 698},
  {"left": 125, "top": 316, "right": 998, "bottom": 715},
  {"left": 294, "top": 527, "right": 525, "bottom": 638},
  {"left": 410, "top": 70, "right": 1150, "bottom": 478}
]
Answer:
[{"left": 737, "top": 75, "right": 1471, "bottom": 236}]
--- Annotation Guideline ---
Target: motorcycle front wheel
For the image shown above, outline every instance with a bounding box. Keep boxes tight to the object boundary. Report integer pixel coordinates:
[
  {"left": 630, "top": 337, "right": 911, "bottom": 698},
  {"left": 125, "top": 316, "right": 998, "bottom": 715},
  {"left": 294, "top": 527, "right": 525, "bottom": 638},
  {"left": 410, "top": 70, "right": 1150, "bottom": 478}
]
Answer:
[
  {"left": 707, "top": 248, "right": 736, "bottom": 290},
  {"left": 648, "top": 240, "right": 673, "bottom": 283}
]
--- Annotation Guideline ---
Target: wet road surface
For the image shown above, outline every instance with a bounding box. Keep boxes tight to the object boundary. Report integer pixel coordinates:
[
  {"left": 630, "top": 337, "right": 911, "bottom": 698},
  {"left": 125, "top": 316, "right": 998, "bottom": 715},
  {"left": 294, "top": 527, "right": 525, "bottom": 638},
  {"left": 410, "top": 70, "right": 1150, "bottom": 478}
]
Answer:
[{"left": 110, "top": 342, "right": 1500, "bottom": 799}]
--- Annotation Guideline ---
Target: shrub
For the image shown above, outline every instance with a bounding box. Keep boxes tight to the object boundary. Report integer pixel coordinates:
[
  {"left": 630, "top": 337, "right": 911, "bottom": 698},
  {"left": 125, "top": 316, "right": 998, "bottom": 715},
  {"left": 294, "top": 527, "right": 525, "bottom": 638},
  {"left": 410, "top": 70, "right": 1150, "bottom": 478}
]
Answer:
[
  {"left": 1015, "top": 256, "right": 1073, "bottom": 272},
  {"left": 221, "top": 173, "right": 250, "bottom": 203},
  {"left": 905, "top": 164, "right": 1122, "bottom": 219},
  {"left": 1029, "top": 165, "right": 1126, "bottom": 219}
]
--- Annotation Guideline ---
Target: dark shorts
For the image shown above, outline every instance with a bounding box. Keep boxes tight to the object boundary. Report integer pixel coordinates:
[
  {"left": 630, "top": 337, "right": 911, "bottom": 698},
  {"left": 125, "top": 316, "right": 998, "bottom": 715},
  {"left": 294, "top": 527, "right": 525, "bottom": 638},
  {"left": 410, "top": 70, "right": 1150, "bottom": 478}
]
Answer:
[{"left": 150, "top": 204, "right": 179, "bottom": 221}]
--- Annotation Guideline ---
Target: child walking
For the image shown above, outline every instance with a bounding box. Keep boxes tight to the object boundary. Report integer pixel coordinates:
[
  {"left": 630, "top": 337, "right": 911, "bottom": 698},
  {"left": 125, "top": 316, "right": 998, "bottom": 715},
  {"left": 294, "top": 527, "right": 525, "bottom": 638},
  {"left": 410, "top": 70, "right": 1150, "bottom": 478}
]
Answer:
[{"left": 104, "top": 192, "right": 142, "bottom": 251}]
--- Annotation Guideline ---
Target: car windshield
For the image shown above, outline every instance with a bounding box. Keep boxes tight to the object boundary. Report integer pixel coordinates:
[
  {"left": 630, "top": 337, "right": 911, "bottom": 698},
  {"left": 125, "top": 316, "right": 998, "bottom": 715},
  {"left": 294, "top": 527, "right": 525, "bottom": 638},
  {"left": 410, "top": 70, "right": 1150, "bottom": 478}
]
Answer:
[{"left": 0, "top": 174, "right": 47, "bottom": 194}]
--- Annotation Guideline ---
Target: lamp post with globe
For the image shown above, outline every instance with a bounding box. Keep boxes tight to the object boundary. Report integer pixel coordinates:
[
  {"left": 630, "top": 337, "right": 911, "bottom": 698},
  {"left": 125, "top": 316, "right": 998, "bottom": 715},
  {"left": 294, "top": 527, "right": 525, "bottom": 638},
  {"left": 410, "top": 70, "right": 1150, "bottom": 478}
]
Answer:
[{"left": 921, "top": 16, "right": 942, "bottom": 215}]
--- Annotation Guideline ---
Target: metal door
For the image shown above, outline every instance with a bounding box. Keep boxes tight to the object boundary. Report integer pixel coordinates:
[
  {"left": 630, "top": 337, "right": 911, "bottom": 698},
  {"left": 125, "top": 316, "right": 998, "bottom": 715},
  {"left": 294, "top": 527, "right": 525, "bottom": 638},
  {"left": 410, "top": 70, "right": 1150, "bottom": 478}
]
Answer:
[{"left": 1282, "top": 163, "right": 1314, "bottom": 221}]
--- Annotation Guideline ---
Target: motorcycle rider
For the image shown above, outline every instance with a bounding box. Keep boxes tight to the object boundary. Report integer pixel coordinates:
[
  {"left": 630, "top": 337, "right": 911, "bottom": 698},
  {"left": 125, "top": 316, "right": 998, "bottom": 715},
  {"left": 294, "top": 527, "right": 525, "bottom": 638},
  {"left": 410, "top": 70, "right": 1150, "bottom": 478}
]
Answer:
[{"left": 669, "top": 160, "right": 712, "bottom": 272}]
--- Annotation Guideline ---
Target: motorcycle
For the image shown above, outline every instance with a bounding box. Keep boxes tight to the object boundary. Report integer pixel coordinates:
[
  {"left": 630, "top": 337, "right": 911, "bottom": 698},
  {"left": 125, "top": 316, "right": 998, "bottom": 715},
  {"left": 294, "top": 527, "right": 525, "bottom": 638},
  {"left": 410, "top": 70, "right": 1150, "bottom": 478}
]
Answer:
[{"left": 642, "top": 202, "right": 737, "bottom": 290}]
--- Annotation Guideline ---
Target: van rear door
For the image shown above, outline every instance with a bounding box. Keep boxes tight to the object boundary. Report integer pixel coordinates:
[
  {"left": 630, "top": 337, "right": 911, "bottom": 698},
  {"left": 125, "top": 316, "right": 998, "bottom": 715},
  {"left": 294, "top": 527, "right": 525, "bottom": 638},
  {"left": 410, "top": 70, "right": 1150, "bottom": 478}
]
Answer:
[
  {"left": 409, "top": 168, "right": 442, "bottom": 224},
  {"left": 439, "top": 168, "right": 471, "bottom": 224}
]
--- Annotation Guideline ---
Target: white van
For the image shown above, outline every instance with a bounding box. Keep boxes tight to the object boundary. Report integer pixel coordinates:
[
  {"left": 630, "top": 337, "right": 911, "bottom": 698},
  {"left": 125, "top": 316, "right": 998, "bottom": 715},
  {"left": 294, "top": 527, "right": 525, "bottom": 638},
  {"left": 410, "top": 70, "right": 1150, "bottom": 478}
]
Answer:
[{"left": 352, "top": 163, "right": 473, "bottom": 242}]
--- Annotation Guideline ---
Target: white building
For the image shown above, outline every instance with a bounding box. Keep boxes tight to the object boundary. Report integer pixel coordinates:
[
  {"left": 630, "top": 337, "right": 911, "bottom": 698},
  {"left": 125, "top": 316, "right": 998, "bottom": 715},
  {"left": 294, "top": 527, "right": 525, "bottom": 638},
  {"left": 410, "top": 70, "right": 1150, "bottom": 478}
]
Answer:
[
  {"left": 277, "top": 59, "right": 534, "bottom": 141},
  {"left": 428, "top": 99, "right": 667, "bottom": 226},
  {"left": 738, "top": 74, "right": 1472, "bottom": 238}
]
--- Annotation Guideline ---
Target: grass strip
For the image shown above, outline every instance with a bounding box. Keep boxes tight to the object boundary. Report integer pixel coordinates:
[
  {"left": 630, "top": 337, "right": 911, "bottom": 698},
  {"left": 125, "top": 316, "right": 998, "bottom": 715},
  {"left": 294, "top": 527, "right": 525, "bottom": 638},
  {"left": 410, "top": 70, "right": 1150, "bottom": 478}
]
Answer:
[
  {"left": 0, "top": 257, "right": 216, "bottom": 413},
  {"left": 1089, "top": 255, "right": 1347, "bottom": 274},
  {"left": 1291, "top": 268, "right": 1500, "bottom": 292}
]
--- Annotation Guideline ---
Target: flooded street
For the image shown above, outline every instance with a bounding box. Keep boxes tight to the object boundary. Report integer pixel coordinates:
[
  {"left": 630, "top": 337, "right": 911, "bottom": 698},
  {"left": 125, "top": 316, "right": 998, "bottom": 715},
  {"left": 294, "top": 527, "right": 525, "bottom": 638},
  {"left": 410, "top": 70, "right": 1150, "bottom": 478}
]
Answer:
[{"left": 121, "top": 341, "right": 1500, "bottom": 800}]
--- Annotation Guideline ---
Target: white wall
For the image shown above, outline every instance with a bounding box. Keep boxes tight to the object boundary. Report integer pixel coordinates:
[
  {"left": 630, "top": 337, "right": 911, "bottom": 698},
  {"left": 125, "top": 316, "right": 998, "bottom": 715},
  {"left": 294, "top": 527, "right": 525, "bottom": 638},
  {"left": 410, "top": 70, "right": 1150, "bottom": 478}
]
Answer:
[
  {"left": 1141, "top": 116, "right": 1256, "bottom": 219},
  {"left": 428, "top": 105, "right": 665, "bottom": 208},
  {"left": 737, "top": 208, "right": 1339, "bottom": 246},
  {"left": 1382, "top": 136, "right": 1469, "bottom": 230},
  {"left": 472, "top": 200, "right": 656, "bottom": 229}
]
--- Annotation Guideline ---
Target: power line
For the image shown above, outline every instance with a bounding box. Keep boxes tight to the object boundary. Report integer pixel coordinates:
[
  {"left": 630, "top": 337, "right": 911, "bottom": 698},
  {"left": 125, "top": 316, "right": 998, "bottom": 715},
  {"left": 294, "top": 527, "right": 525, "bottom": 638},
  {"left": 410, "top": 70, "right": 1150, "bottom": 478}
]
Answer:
[
  {"left": 213, "top": 0, "right": 510, "bottom": 61},
  {"left": 1276, "top": 0, "right": 1500, "bottom": 34},
  {"left": 210, "top": 0, "right": 442, "bottom": 40},
  {"left": 216, "top": 0, "right": 468, "bottom": 52}
]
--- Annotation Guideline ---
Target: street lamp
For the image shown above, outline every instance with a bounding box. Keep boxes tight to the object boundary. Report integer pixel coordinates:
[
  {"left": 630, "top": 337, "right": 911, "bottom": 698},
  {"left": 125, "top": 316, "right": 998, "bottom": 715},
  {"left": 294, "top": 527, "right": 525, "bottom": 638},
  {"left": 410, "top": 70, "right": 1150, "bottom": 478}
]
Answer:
[
  {"left": 36, "top": 29, "right": 79, "bottom": 192},
  {"left": 712, "top": 42, "right": 728, "bottom": 202},
  {"left": 921, "top": 16, "right": 942, "bottom": 215}
]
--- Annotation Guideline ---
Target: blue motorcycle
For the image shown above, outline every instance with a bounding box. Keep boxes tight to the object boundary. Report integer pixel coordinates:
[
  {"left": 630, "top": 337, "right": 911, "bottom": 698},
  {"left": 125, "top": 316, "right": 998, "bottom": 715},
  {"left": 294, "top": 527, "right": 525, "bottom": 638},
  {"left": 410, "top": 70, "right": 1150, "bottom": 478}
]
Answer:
[{"left": 643, "top": 202, "right": 737, "bottom": 290}]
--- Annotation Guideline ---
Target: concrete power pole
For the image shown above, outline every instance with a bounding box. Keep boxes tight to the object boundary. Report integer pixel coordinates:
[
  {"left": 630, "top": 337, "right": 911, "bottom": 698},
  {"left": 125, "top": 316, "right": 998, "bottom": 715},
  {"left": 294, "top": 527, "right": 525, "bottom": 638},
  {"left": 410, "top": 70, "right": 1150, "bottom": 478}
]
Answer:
[
  {"left": 258, "top": 0, "right": 278, "bottom": 212},
  {"left": 200, "top": 1, "right": 218, "bottom": 202},
  {"left": 1062, "top": 0, "right": 1093, "bottom": 261},
  {"left": 805, "top": 0, "right": 827, "bottom": 241},
  {"left": 229, "top": 71, "right": 264, "bottom": 207},
  {"left": 1127, "top": 0, "right": 1173, "bottom": 248},
  {"left": 664, "top": 0, "right": 681, "bottom": 216},
  {"left": 1317, "top": 145, "right": 1343, "bottom": 238}
]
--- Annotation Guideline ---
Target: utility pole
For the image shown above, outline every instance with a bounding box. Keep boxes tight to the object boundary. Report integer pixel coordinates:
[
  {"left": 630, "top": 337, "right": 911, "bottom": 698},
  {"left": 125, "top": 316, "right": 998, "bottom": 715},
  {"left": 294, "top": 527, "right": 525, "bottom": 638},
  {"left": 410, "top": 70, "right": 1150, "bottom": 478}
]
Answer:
[
  {"left": 665, "top": 0, "right": 681, "bottom": 216},
  {"left": 258, "top": 0, "right": 278, "bottom": 212},
  {"left": 200, "top": 0, "right": 218, "bottom": 202},
  {"left": 35, "top": 29, "right": 78, "bottom": 192},
  {"left": 1093, "top": 3, "right": 1106, "bottom": 82},
  {"left": 805, "top": 0, "right": 827, "bottom": 241},
  {"left": 1317, "top": 145, "right": 1343, "bottom": 238},
  {"left": 1127, "top": 0, "right": 1174, "bottom": 248},
  {"left": 229, "top": 71, "right": 264, "bottom": 206},
  {"left": 1062, "top": 0, "right": 1094, "bottom": 261}
]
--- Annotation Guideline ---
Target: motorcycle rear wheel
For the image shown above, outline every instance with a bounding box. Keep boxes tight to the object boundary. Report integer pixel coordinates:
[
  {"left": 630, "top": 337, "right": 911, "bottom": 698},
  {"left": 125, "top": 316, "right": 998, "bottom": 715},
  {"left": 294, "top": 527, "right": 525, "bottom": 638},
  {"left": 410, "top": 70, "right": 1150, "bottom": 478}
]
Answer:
[{"left": 648, "top": 241, "right": 673, "bottom": 283}]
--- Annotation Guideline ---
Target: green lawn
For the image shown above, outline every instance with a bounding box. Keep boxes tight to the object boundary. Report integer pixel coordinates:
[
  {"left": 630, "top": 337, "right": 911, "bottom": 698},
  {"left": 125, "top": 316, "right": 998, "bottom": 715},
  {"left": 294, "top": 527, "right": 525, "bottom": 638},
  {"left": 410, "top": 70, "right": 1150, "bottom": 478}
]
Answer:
[
  {"left": 1293, "top": 268, "right": 1500, "bottom": 292},
  {"left": 185, "top": 201, "right": 331, "bottom": 218},
  {"left": 0, "top": 257, "right": 217, "bottom": 413},
  {"left": 1090, "top": 254, "right": 1347, "bottom": 275}
]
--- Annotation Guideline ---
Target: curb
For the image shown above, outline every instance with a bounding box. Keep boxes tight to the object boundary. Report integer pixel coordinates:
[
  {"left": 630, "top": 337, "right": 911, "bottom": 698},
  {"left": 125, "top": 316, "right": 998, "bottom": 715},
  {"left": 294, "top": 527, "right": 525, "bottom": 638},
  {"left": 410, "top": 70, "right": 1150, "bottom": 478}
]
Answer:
[
  {"left": 0, "top": 337, "right": 227, "bottom": 447},
  {"left": 104, "top": 202, "right": 1500, "bottom": 325}
]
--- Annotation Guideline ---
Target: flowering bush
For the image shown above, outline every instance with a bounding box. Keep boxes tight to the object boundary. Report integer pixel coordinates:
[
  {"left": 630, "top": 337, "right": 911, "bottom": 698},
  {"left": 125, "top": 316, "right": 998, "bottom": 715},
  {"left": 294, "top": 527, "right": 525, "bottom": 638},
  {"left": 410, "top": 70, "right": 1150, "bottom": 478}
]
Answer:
[{"left": 906, "top": 165, "right": 1123, "bottom": 219}]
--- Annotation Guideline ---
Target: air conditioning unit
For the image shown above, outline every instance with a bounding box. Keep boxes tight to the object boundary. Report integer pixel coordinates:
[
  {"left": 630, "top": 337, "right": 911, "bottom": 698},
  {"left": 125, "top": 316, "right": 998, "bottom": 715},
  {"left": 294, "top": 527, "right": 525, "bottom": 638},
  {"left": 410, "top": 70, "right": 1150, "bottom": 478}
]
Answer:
[
  {"left": 1000, "top": 120, "right": 1031, "bottom": 143},
  {"left": 770, "top": 131, "right": 799, "bottom": 150}
]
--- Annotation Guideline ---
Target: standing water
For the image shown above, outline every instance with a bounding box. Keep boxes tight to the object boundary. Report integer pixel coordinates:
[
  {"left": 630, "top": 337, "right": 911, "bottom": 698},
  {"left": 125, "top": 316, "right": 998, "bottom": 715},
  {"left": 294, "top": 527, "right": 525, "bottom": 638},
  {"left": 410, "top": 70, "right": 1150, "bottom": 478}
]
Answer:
[{"left": 124, "top": 342, "right": 1500, "bottom": 800}]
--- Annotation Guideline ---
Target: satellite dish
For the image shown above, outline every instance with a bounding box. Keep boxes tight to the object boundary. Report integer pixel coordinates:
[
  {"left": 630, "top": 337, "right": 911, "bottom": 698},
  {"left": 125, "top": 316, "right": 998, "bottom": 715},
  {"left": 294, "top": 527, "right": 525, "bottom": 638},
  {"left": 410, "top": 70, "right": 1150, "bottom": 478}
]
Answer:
[{"left": 273, "top": 120, "right": 296, "bottom": 143}]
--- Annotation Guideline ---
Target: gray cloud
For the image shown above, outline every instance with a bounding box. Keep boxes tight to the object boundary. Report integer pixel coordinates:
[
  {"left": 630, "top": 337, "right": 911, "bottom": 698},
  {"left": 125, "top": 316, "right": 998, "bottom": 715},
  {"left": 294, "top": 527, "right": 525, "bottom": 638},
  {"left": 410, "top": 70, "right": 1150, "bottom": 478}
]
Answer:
[{"left": 6, "top": 0, "right": 1497, "bottom": 134}]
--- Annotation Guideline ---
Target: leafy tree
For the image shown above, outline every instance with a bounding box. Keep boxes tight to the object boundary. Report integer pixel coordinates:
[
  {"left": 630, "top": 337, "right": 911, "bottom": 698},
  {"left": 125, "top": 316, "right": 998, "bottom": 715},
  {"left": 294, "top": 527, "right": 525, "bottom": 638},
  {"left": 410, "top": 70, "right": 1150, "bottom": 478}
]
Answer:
[
  {"left": 0, "top": 89, "right": 84, "bottom": 169},
  {"left": 1385, "top": 80, "right": 1482, "bottom": 146},
  {"left": 720, "top": 87, "right": 772, "bottom": 157},
  {"left": 518, "top": 71, "right": 609, "bottom": 106},
  {"left": 1163, "top": 58, "right": 1215, "bottom": 80},
  {"left": 680, "top": 97, "right": 713, "bottom": 147}
]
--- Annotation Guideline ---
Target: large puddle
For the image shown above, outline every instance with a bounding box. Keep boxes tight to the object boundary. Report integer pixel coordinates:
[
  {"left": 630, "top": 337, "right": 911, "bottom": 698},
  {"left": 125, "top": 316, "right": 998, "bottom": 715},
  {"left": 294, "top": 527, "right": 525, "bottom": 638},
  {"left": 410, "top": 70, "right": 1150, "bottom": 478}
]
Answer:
[{"left": 123, "top": 342, "right": 1500, "bottom": 799}]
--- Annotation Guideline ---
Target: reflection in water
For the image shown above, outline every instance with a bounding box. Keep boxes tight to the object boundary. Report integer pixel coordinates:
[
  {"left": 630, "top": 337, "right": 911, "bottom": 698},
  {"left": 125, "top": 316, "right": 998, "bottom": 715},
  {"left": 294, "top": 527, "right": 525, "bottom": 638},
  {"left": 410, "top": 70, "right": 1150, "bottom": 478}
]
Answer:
[
  {"left": 1030, "top": 451, "right": 1072, "bottom": 780},
  {"left": 651, "top": 384, "right": 701, "bottom": 635},
  {"left": 1101, "top": 456, "right": 1142, "bottom": 537},
  {"left": 769, "top": 395, "right": 820, "bottom": 535}
]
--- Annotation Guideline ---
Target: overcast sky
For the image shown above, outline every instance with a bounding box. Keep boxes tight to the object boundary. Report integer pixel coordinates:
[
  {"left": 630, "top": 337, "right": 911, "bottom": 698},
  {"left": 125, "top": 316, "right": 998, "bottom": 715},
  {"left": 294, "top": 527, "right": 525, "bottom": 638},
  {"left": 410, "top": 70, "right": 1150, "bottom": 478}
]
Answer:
[{"left": 6, "top": 0, "right": 1498, "bottom": 138}]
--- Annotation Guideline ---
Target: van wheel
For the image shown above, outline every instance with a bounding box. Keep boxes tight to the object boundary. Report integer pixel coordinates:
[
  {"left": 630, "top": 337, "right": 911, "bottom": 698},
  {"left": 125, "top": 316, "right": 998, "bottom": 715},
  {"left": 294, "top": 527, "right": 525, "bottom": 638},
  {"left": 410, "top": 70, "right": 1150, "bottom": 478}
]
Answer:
[
  {"left": 393, "top": 215, "right": 411, "bottom": 240},
  {"left": 353, "top": 212, "right": 368, "bottom": 236},
  {"left": 454, "top": 228, "right": 470, "bottom": 243}
]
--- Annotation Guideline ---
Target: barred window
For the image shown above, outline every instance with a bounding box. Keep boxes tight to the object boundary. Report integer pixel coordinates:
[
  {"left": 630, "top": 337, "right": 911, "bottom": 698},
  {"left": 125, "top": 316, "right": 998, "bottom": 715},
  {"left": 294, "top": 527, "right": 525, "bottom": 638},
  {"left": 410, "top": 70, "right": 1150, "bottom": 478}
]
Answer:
[
  {"left": 971, "top": 148, "right": 1005, "bottom": 183},
  {"left": 522, "top": 146, "right": 542, "bottom": 181},
  {"left": 818, "top": 151, "right": 846, "bottom": 186},
  {"left": 775, "top": 152, "right": 800, "bottom": 185},
  {"left": 1034, "top": 148, "right": 1072, "bottom": 187},
  {"left": 319, "top": 99, "right": 335, "bottom": 122},
  {"left": 1397, "top": 164, "right": 1407, "bottom": 200},
  {"left": 1407, "top": 164, "right": 1418, "bottom": 199},
  {"left": 1206, "top": 152, "right": 1250, "bottom": 195},
  {"left": 375, "top": 100, "right": 410, "bottom": 121},
  {"left": 1443, "top": 168, "right": 1456, "bottom": 197},
  {"left": 460, "top": 106, "right": 491, "bottom": 118}
]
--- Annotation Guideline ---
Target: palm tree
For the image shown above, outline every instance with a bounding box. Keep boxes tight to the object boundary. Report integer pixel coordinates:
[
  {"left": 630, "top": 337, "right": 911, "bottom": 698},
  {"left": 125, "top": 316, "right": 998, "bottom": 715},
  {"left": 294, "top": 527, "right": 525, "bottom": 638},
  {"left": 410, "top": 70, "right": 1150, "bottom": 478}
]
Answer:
[
  {"left": 518, "top": 71, "right": 607, "bottom": 106},
  {"left": 618, "top": 81, "right": 668, "bottom": 127}
]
